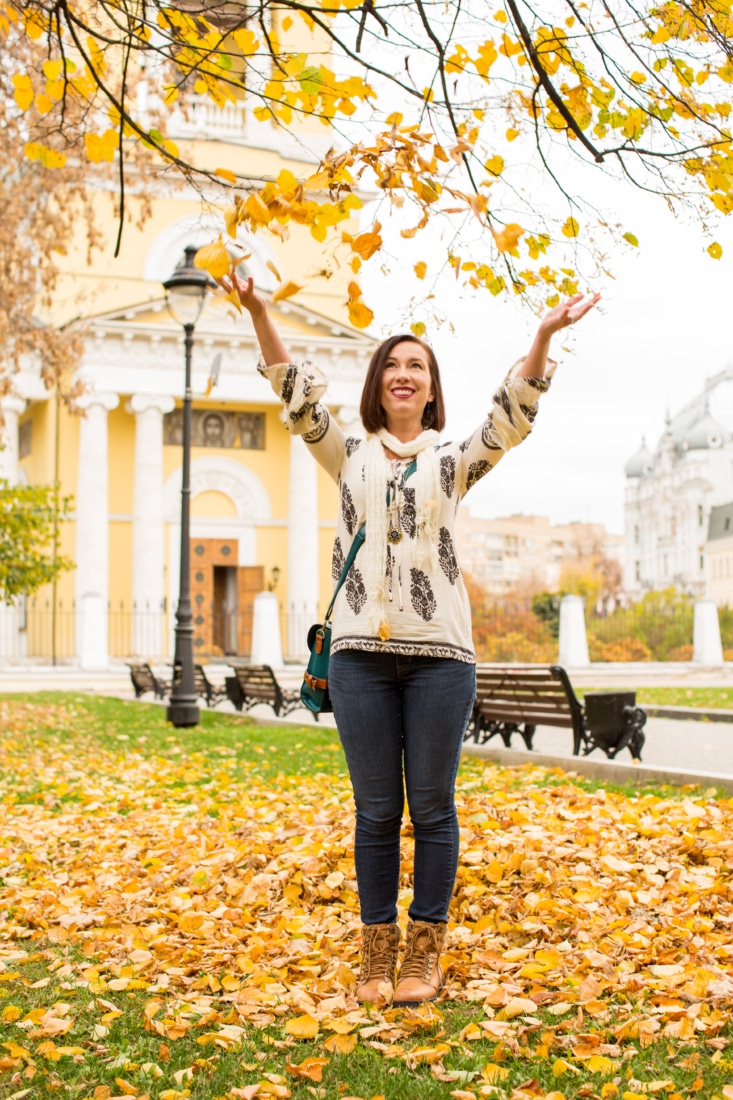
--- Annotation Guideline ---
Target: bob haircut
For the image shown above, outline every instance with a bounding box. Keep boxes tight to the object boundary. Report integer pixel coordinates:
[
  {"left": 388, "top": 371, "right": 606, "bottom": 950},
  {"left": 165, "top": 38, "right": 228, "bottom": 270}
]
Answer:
[{"left": 359, "top": 334, "right": 446, "bottom": 435}]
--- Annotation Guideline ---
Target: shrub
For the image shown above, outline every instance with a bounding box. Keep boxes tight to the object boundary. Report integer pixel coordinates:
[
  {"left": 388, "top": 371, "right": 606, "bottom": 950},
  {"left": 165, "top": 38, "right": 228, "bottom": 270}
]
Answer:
[{"left": 587, "top": 635, "right": 652, "bottom": 662}]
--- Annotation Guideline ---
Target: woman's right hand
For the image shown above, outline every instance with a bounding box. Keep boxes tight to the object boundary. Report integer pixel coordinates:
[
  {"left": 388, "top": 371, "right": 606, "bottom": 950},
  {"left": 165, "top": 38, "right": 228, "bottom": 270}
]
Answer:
[{"left": 217, "top": 272, "right": 267, "bottom": 317}]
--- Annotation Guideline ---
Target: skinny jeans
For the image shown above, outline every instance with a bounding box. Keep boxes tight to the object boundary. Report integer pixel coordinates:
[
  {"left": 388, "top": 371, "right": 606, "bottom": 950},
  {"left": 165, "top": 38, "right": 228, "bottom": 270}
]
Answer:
[{"left": 329, "top": 650, "right": 476, "bottom": 925}]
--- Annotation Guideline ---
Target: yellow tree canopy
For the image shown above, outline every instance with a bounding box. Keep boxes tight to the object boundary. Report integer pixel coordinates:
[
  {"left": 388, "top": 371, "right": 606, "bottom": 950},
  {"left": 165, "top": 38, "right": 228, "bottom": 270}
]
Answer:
[{"left": 5, "top": 0, "right": 733, "bottom": 319}]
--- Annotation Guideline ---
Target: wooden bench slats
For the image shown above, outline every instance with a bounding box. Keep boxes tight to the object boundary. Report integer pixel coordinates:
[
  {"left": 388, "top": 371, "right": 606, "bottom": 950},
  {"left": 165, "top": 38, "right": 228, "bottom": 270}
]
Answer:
[
  {"left": 466, "top": 663, "right": 646, "bottom": 760},
  {"left": 225, "top": 664, "right": 313, "bottom": 720}
]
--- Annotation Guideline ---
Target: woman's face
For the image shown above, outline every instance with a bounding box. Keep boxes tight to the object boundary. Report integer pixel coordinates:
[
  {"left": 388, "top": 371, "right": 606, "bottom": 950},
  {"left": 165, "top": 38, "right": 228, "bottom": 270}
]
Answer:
[{"left": 379, "top": 340, "right": 434, "bottom": 433}]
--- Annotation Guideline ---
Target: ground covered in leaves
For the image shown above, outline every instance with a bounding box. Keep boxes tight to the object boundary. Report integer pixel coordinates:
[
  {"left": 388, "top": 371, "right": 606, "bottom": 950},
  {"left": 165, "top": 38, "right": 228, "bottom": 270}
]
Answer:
[{"left": 2, "top": 694, "right": 733, "bottom": 1100}]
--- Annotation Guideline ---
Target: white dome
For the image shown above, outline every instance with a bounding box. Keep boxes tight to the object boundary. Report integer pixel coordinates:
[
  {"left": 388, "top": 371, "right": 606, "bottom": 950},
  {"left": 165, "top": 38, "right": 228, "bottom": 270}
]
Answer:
[
  {"left": 625, "top": 439, "right": 654, "bottom": 478},
  {"left": 684, "top": 410, "right": 729, "bottom": 451}
]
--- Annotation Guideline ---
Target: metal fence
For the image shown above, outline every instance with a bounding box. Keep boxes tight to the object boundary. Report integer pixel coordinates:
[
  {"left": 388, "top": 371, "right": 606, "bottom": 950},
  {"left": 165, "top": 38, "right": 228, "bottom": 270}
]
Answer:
[
  {"left": 0, "top": 598, "right": 316, "bottom": 662},
  {"left": 586, "top": 602, "right": 694, "bottom": 662}
]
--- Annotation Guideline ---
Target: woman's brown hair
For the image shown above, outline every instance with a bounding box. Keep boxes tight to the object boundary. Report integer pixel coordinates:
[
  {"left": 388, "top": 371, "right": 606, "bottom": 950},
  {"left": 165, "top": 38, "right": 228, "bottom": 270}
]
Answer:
[{"left": 359, "top": 334, "right": 446, "bottom": 434}]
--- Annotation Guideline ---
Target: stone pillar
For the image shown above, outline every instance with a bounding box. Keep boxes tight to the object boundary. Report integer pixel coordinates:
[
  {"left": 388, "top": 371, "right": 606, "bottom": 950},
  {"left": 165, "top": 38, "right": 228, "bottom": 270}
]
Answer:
[
  {"left": 693, "top": 599, "right": 724, "bottom": 666},
  {"left": 128, "top": 394, "right": 175, "bottom": 657},
  {"left": 251, "top": 591, "right": 284, "bottom": 667},
  {"left": 0, "top": 397, "right": 26, "bottom": 662},
  {"left": 558, "top": 594, "right": 590, "bottom": 667},
  {"left": 75, "top": 393, "right": 118, "bottom": 669},
  {"left": 287, "top": 433, "right": 319, "bottom": 660}
]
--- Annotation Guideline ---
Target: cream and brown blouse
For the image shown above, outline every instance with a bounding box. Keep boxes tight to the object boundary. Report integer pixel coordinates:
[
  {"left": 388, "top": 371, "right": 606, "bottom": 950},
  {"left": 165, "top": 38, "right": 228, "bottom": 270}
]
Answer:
[{"left": 259, "top": 359, "right": 552, "bottom": 664}]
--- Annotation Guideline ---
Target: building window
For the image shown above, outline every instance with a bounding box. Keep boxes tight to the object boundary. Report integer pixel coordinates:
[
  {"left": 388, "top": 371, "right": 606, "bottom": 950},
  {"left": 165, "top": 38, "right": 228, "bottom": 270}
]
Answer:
[
  {"left": 634, "top": 525, "right": 640, "bottom": 545},
  {"left": 700, "top": 553, "right": 704, "bottom": 571},
  {"left": 698, "top": 504, "right": 704, "bottom": 526},
  {"left": 634, "top": 561, "right": 640, "bottom": 581},
  {"left": 18, "top": 420, "right": 32, "bottom": 458}
]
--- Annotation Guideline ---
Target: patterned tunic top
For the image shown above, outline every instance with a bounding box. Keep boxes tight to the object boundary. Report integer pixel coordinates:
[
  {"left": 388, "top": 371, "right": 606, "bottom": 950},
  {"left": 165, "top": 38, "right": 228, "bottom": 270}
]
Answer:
[{"left": 259, "top": 359, "right": 552, "bottom": 664}]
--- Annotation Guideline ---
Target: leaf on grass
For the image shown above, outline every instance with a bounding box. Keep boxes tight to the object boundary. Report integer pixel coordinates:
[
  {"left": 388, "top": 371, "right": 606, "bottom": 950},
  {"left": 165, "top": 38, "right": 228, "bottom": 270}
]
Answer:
[
  {"left": 324, "top": 1032, "right": 357, "bottom": 1054},
  {"left": 285, "top": 1014, "right": 319, "bottom": 1039},
  {"left": 284, "top": 1056, "right": 329, "bottom": 1080}
]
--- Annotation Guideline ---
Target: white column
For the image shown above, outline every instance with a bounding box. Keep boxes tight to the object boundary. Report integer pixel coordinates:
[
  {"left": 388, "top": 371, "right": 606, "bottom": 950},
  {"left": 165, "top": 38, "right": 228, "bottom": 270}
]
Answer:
[
  {"left": 287, "top": 433, "right": 319, "bottom": 660},
  {"left": 128, "top": 394, "right": 174, "bottom": 657},
  {"left": 75, "top": 392, "right": 118, "bottom": 669},
  {"left": 693, "top": 599, "right": 724, "bottom": 666},
  {"left": 251, "top": 591, "right": 284, "bottom": 667},
  {"left": 558, "top": 594, "right": 590, "bottom": 667},
  {"left": 0, "top": 398, "right": 26, "bottom": 662}
]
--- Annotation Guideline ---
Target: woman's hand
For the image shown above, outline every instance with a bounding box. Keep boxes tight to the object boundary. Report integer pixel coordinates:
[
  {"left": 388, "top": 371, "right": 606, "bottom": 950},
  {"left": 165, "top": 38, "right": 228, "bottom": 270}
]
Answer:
[
  {"left": 538, "top": 292, "right": 601, "bottom": 339},
  {"left": 217, "top": 271, "right": 268, "bottom": 318}
]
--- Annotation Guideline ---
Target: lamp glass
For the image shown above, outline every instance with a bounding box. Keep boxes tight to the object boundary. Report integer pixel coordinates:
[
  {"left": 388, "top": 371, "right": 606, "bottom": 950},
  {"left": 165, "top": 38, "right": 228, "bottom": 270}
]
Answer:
[{"left": 166, "top": 283, "right": 208, "bottom": 327}]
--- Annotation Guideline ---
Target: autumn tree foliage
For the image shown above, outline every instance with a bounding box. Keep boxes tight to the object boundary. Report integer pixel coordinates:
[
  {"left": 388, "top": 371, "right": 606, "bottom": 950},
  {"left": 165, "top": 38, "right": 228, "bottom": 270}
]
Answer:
[
  {"left": 0, "top": 481, "right": 72, "bottom": 599},
  {"left": 4, "top": 1, "right": 733, "bottom": 325}
]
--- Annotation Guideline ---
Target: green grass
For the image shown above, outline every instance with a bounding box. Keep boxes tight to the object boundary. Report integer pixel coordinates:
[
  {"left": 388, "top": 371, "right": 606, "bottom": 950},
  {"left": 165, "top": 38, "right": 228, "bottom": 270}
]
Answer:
[{"left": 580, "top": 686, "right": 733, "bottom": 710}]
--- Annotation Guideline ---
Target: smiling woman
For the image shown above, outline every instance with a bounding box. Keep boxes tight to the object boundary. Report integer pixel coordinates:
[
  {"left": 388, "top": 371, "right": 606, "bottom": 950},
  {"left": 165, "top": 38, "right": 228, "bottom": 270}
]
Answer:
[{"left": 219, "top": 268, "right": 598, "bottom": 1008}]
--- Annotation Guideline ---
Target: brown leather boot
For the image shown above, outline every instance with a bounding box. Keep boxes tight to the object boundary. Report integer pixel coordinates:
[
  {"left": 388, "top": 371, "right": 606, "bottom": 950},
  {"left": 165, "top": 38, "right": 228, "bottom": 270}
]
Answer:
[
  {"left": 393, "top": 920, "right": 446, "bottom": 1007},
  {"left": 356, "top": 922, "right": 400, "bottom": 1004}
]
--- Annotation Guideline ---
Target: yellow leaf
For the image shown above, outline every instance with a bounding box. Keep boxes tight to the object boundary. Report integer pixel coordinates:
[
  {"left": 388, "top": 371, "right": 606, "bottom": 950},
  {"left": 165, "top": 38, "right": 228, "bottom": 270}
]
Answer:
[
  {"left": 414, "top": 262, "right": 428, "bottom": 279},
  {"left": 194, "top": 237, "right": 231, "bottom": 280},
  {"left": 587, "top": 1055, "right": 617, "bottom": 1074},
  {"left": 272, "top": 281, "right": 304, "bottom": 303},
  {"left": 284, "top": 1056, "right": 329, "bottom": 1080},
  {"left": 708, "top": 242, "right": 723, "bottom": 260},
  {"left": 482, "top": 1063, "right": 510, "bottom": 1083},
  {"left": 1, "top": 1006, "right": 21, "bottom": 1022},
  {"left": 408, "top": 1042, "right": 451, "bottom": 1064},
  {"left": 506, "top": 127, "right": 519, "bottom": 141},
  {"left": 266, "top": 259, "right": 282, "bottom": 282},
  {"left": 214, "top": 167, "right": 238, "bottom": 184},
  {"left": 493, "top": 224, "right": 524, "bottom": 253},
  {"left": 410, "top": 321, "right": 426, "bottom": 337},
  {"left": 562, "top": 216, "right": 580, "bottom": 238},
  {"left": 553, "top": 1058, "right": 581, "bottom": 1077},
  {"left": 285, "top": 1014, "right": 319, "bottom": 1039},
  {"left": 12, "top": 73, "right": 33, "bottom": 111},
  {"left": 347, "top": 300, "right": 374, "bottom": 328},
  {"left": 244, "top": 192, "right": 272, "bottom": 225},
  {"left": 351, "top": 231, "right": 382, "bottom": 260},
  {"left": 324, "top": 1032, "right": 357, "bottom": 1054},
  {"left": 622, "top": 232, "right": 639, "bottom": 246},
  {"left": 485, "top": 155, "right": 505, "bottom": 176},
  {"left": 43, "top": 60, "right": 62, "bottom": 80}
]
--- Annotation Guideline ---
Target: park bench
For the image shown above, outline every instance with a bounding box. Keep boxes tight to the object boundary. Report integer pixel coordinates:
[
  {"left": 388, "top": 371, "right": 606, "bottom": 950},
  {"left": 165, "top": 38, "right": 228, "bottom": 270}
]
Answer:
[
  {"left": 193, "top": 664, "right": 228, "bottom": 707},
  {"left": 126, "top": 662, "right": 170, "bottom": 701},
  {"left": 465, "top": 664, "right": 647, "bottom": 760},
  {"left": 225, "top": 663, "right": 314, "bottom": 720}
]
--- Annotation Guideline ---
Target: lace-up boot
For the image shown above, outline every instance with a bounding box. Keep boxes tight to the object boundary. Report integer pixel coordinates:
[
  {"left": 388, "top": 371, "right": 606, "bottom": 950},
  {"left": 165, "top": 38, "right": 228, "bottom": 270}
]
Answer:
[
  {"left": 392, "top": 920, "right": 446, "bottom": 1006},
  {"left": 356, "top": 922, "right": 401, "bottom": 1004}
]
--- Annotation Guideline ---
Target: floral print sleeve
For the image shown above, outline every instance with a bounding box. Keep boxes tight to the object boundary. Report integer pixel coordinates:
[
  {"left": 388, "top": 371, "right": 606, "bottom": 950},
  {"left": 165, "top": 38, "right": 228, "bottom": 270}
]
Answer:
[
  {"left": 456, "top": 360, "right": 555, "bottom": 498},
  {"left": 258, "top": 358, "right": 344, "bottom": 482}
]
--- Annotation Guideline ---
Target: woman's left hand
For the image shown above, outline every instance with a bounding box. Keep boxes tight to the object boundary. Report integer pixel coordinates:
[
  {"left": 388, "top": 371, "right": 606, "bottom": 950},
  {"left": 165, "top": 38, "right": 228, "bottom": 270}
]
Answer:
[{"left": 538, "top": 292, "right": 601, "bottom": 339}]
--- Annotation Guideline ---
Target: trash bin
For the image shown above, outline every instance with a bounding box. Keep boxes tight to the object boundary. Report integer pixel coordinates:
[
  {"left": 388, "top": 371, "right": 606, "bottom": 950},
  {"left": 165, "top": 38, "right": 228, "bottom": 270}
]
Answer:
[{"left": 583, "top": 691, "right": 645, "bottom": 759}]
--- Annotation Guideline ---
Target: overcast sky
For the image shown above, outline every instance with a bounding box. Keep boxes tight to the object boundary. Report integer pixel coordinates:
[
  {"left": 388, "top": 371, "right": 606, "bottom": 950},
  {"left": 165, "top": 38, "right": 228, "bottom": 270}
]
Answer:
[{"left": 359, "top": 165, "right": 733, "bottom": 537}]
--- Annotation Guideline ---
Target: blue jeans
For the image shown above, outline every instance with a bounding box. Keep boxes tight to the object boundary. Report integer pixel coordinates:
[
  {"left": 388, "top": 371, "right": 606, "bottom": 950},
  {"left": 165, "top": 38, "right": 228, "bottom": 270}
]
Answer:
[{"left": 329, "top": 650, "right": 476, "bottom": 925}]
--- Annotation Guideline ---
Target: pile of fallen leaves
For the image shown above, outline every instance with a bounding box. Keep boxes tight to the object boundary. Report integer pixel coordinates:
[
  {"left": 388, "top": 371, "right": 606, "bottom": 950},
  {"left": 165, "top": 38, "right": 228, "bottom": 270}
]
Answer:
[{"left": 3, "top": 698, "right": 733, "bottom": 1100}]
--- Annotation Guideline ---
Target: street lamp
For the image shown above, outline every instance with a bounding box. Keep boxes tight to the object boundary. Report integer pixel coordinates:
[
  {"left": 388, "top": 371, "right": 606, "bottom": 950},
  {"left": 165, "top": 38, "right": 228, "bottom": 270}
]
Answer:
[{"left": 164, "top": 245, "right": 213, "bottom": 727}]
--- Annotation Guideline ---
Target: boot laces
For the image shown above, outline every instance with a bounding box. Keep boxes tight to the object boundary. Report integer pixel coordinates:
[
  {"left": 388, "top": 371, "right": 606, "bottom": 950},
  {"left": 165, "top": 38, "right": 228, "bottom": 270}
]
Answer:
[
  {"left": 362, "top": 926, "right": 397, "bottom": 980},
  {"left": 400, "top": 925, "right": 440, "bottom": 982}
]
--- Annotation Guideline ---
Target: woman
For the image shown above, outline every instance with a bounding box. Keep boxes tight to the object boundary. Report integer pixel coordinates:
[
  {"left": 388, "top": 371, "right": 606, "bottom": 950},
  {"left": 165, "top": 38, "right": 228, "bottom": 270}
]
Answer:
[{"left": 221, "top": 270, "right": 599, "bottom": 1006}]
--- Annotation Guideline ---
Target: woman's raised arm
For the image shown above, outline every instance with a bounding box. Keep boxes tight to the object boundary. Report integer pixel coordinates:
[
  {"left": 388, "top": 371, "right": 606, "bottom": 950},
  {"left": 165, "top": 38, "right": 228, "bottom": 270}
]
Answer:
[
  {"left": 517, "top": 292, "right": 601, "bottom": 379},
  {"left": 217, "top": 272, "right": 291, "bottom": 365}
]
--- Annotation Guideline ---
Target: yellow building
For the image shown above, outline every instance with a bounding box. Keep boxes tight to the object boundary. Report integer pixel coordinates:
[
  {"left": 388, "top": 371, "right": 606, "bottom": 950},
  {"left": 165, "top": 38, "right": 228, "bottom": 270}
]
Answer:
[{"left": 0, "top": 104, "right": 376, "bottom": 666}]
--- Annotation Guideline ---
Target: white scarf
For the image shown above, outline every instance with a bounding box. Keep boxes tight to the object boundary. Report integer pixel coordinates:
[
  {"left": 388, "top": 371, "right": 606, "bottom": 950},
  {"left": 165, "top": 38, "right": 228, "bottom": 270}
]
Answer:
[{"left": 364, "top": 427, "right": 440, "bottom": 636}]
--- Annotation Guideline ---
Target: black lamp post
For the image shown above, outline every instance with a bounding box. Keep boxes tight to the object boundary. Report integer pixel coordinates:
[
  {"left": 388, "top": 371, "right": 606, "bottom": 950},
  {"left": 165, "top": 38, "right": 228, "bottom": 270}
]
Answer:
[{"left": 164, "top": 245, "right": 212, "bottom": 727}]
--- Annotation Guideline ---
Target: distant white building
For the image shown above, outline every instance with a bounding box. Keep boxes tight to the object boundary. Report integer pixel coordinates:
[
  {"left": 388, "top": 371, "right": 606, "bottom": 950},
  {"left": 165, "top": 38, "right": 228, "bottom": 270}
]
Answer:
[{"left": 624, "top": 365, "right": 733, "bottom": 598}]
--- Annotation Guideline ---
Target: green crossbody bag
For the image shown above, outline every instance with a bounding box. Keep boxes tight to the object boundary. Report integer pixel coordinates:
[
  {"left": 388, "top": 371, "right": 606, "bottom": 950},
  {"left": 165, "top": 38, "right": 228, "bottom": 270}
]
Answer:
[{"left": 301, "top": 457, "right": 419, "bottom": 714}]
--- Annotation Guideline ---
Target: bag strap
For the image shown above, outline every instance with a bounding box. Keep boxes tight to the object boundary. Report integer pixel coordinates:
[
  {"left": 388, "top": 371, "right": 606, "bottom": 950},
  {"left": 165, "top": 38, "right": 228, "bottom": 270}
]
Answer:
[{"left": 324, "top": 452, "right": 422, "bottom": 623}]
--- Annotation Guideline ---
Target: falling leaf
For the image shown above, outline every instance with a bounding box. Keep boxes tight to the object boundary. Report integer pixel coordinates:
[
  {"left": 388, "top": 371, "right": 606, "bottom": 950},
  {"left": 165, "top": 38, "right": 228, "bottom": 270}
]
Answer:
[
  {"left": 414, "top": 261, "right": 428, "bottom": 279},
  {"left": 272, "top": 281, "right": 303, "bottom": 303},
  {"left": 708, "top": 241, "right": 723, "bottom": 259},
  {"left": 266, "top": 259, "right": 282, "bottom": 281},
  {"left": 194, "top": 237, "right": 231, "bottom": 279},
  {"left": 622, "top": 231, "right": 639, "bottom": 246}
]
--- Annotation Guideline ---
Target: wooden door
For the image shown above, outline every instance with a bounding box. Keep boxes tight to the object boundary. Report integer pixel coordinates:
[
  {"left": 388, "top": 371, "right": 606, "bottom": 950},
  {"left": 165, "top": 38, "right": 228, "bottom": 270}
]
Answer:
[
  {"left": 237, "top": 566, "right": 264, "bottom": 656},
  {"left": 190, "top": 538, "right": 238, "bottom": 657}
]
